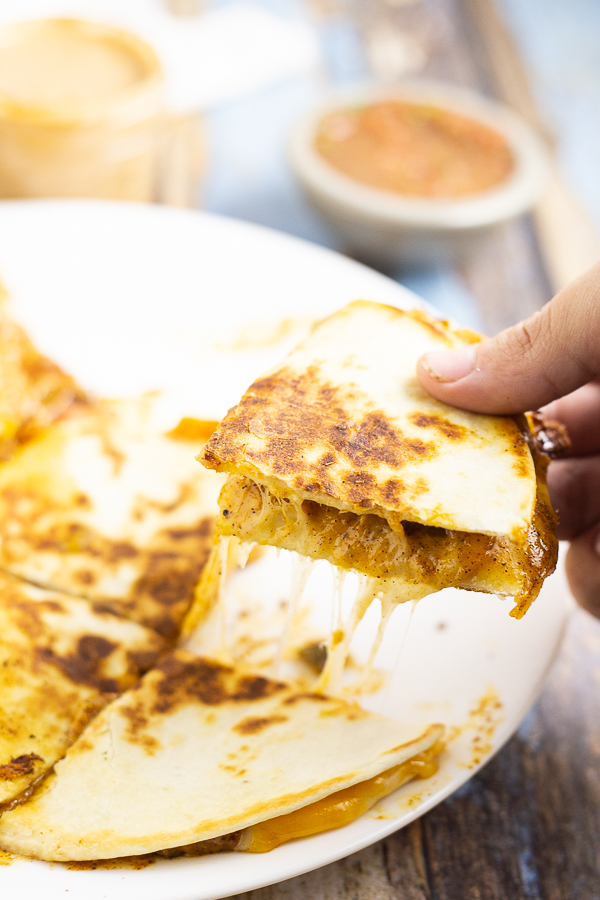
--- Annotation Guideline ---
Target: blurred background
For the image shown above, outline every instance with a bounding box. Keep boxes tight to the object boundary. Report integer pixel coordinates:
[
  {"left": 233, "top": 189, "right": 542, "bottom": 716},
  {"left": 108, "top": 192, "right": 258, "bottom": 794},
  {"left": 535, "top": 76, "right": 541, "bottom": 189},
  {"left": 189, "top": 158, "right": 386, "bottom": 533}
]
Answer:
[{"left": 0, "top": 0, "right": 598, "bottom": 335}]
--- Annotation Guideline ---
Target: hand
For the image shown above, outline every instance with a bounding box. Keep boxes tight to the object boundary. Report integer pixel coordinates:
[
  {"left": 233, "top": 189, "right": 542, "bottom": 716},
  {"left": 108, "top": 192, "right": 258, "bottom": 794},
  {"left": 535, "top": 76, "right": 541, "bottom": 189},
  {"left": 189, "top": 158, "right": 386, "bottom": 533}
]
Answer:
[{"left": 416, "top": 261, "right": 600, "bottom": 618}]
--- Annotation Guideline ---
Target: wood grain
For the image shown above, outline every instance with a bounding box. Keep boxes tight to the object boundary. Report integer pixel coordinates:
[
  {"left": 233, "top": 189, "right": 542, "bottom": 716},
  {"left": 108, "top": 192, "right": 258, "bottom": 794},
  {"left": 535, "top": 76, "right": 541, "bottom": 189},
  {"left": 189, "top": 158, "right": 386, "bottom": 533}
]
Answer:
[{"left": 461, "top": 0, "right": 600, "bottom": 293}]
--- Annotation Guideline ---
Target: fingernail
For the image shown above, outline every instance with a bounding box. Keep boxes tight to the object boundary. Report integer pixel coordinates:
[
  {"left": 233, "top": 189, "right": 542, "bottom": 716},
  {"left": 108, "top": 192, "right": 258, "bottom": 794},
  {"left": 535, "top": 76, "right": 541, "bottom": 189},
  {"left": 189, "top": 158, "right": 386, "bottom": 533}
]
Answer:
[
  {"left": 421, "top": 347, "right": 477, "bottom": 383},
  {"left": 593, "top": 529, "right": 600, "bottom": 558}
]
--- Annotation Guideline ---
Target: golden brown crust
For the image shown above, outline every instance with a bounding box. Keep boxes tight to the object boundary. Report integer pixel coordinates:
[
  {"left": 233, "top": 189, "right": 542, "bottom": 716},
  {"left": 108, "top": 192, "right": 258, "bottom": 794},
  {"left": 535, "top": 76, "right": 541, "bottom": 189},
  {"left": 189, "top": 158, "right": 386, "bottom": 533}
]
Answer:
[
  {"left": 0, "top": 572, "right": 166, "bottom": 807},
  {"left": 200, "top": 302, "right": 537, "bottom": 542}
]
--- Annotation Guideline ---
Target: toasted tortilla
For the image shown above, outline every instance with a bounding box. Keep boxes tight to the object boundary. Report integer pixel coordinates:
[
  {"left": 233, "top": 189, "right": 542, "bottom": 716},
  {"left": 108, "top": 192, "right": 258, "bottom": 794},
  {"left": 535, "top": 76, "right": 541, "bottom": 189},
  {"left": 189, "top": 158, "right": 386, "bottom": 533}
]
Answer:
[
  {"left": 0, "top": 571, "right": 165, "bottom": 807},
  {"left": 198, "top": 302, "right": 557, "bottom": 618},
  {"left": 0, "top": 650, "right": 442, "bottom": 860},
  {"left": 0, "top": 398, "right": 224, "bottom": 638},
  {"left": 0, "top": 281, "right": 83, "bottom": 461},
  {"left": 202, "top": 301, "right": 535, "bottom": 539}
]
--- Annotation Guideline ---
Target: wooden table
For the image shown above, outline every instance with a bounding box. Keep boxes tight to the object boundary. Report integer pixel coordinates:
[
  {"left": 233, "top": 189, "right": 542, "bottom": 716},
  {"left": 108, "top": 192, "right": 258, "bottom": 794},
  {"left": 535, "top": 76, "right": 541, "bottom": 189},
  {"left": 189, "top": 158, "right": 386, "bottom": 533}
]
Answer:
[{"left": 214, "top": 1, "right": 600, "bottom": 897}]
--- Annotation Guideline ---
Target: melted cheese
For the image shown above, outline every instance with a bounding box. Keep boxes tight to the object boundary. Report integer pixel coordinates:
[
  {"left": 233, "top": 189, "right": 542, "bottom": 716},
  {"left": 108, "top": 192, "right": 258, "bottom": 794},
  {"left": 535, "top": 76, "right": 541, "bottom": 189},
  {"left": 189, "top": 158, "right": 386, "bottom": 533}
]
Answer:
[
  {"left": 237, "top": 741, "right": 442, "bottom": 853},
  {"left": 183, "top": 450, "right": 555, "bottom": 700},
  {"left": 216, "top": 471, "right": 557, "bottom": 618},
  {"left": 276, "top": 553, "right": 315, "bottom": 675}
]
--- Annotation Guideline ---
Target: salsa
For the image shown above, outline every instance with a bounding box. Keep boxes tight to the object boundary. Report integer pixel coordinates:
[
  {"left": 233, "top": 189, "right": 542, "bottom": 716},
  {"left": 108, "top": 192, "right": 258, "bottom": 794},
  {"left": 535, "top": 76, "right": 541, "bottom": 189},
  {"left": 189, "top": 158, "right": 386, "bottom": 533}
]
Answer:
[{"left": 315, "top": 100, "right": 514, "bottom": 199}]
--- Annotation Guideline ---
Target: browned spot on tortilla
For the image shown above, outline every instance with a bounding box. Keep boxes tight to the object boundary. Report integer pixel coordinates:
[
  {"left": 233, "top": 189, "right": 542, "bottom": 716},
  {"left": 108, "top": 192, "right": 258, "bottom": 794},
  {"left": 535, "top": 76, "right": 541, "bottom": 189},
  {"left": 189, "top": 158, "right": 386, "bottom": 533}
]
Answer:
[
  {"left": 119, "top": 700, "right": 161, "bottom": 755},
  {"left": 109, "top": 542, "right": 139, "bottom": 562},
  {"left": 201, "top": 366, "right": 433, "bottom": 512},
  {"left": 0, "top": 753, "right": 43, "bottom": 780},
  {"left": 453, "top": 328, "right": 483, "bottom": 345},
  {"left": 344, "top": 472, "right": 375, "bottom": 487},
  {"left": 383, "top": 478, "right": 404, "bottom": 504},
  {"left": 411, "top": 477, "right": 429, "bottom": 497},
  {"left": 149, "top": 615, "right": 180, "bottom": 640},
  {"left": 319, "top": 452, "right": 335, "bottom": 467},
  {"left": 38, "top": 599, "right": 64, "bottom": 613},
  {"left": 99, "top": 433, "right": 126, "bottom": 476},
  {"left": 74, "top": 569, "right": 96, "bottom": 586},
  {"left": 36, "top": 635, "right": 120, "bottom": 693},
  {"left": 8, "top": 596, "right": 51, "bottom": 641},
  {"left": 0, "top": 307, "right": 85, "bottom": 463},
  {"left": 0, "top": 466, "right": 215, "bottom": 636},
  {"left": 233, "top": 714, "right": 288, "bottom": 735},
  {"left": 407, "top": 308, "right": 455, "bottom": 343},
  {"left": 135, "top": 554, "right": 195, "bottom": 607},
  {"left": 513, "top": 456, "right": 530, "bottom": 478},
  {"left": 126, "top": 648, "right": 162, "bottom": 674},
  {"left": 165, "top": 519, "right": 212, "bottom": 542},
  {"left": 409, "top": 411, "right": 469, "bottom": 441},
  {"left": 282, "top": 692, "right": 331, "bottom": 706},
  {"left": 493, "top": 418, "right": 533, "bottom": 479},
  {"left": 151, "top": 653, "right": 286, "bottom": 715},
  {"left": 69, "top": 738, "right": 94, "bottom": 755},
  {"left": 125, "top": 515, "right": 214, "bottom": 635}
]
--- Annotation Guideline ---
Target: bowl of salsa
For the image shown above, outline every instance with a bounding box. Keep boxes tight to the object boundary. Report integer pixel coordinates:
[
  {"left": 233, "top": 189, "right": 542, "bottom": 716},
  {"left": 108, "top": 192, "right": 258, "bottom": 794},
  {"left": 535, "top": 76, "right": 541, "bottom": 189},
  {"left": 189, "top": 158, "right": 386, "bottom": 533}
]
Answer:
[{"left": 289, "top": 81, "right": 548, "bottom": 267}]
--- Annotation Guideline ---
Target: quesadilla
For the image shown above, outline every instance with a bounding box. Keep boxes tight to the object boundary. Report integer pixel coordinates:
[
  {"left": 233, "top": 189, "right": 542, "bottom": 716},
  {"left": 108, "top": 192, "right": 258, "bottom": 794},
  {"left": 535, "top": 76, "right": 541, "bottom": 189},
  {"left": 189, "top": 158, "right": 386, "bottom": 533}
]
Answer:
[
  {"left": 0, "top": 397, "right": 224, "bottom": 638},
  {"left": 0, "top": 281, "right": 83, "bottom": 462},
  {"left": 0, "top": 571, "right": 165, "bottom": 808},
  {"left": 0, "top": 650, "right": 443, "bottom": 860},
  {"left": 197, "top": 301, "right": 557, "bottom": 622}
]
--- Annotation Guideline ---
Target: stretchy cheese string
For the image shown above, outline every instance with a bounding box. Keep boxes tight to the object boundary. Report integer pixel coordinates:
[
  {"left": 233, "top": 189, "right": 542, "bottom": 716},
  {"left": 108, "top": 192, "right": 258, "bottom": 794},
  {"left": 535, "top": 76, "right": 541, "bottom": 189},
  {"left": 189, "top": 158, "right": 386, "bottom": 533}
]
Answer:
[{"left": 276, "top": 552, "right": 315, "bottom": 677}]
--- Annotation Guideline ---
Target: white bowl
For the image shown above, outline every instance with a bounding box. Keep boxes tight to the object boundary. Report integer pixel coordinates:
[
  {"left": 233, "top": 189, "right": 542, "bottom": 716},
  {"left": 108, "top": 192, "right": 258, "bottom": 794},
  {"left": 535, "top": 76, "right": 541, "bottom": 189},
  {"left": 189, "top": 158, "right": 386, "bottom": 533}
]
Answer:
[{"left": 289, "top": 81, "right": 549, "bottom": 268}]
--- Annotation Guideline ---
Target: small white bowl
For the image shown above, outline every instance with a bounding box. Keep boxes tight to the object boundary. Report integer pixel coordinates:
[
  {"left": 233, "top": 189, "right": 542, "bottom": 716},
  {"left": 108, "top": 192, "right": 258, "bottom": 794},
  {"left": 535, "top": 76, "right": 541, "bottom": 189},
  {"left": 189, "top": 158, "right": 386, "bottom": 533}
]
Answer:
[{"left": 289, "top": 81, "right": 549, "bottom": 268}]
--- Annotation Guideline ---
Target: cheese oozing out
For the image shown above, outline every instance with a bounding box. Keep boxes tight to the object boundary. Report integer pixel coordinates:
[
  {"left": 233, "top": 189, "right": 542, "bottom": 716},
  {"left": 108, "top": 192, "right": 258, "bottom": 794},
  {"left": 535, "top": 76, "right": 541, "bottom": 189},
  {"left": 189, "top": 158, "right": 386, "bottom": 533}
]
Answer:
[
  {"left": 184, "top": 446, "right": 556, "bottom": 697},
  {"left": 214, "top": 464, "right": 557, "bottom": 619},
  {"left": 238, "top": 738, "right": 442, "bottom": 852},
  {"left": 160, "top": 739, "right": 443, "bottom": 857}
]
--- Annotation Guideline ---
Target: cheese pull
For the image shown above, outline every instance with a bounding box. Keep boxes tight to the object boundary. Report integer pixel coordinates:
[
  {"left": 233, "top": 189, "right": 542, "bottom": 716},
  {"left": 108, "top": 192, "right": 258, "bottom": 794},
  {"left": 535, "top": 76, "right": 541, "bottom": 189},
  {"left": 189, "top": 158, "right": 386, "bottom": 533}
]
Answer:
[{"left": 237, "top": 743, "right": 441, "bottom": 853}]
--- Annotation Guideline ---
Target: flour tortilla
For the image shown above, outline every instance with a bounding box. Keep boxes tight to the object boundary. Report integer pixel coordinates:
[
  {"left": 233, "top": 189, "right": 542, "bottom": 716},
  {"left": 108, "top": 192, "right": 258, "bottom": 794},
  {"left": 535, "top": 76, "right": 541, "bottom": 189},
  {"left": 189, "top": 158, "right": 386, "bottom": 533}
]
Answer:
[
  {"left": 0, "top": 398, "right": 224, "bottom": 637},
  {"left": 0, "top": 650, "right": 442, "bottom": 860},
  {"left": 0, "top": 282, "right": 82, "bottom": 462},
  {"left": 200, "top": 301, "right": 536, "bottom": 543},
  {"left": 0, "top": 571, "right": 165, "bottom": 806}
]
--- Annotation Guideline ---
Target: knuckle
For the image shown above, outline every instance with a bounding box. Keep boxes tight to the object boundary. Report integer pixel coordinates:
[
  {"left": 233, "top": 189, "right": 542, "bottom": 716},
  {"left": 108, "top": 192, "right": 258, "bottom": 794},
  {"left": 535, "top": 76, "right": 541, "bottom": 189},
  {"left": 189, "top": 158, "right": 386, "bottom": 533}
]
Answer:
[
  {"left": 490, "top": 312, "right": 545, "bottom": 371},
  {"left": 490, "top": 310, "right": 560, "bottom": 397}
]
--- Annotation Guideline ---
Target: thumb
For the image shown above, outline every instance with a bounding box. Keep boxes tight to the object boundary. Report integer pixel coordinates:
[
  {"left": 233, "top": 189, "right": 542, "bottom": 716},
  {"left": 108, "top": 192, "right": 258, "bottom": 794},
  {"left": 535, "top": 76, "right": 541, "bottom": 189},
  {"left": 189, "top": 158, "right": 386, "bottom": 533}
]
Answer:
[{"left": 416, "top": 262, "right": 600, "bottom": 415}]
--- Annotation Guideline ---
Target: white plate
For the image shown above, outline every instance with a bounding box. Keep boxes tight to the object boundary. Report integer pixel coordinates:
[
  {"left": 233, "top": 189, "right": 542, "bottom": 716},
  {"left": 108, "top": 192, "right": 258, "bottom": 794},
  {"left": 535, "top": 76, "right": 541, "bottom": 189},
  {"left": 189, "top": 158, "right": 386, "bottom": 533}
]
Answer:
[{"left": 0, "top": 200, "right": 569, "bottom": 900}]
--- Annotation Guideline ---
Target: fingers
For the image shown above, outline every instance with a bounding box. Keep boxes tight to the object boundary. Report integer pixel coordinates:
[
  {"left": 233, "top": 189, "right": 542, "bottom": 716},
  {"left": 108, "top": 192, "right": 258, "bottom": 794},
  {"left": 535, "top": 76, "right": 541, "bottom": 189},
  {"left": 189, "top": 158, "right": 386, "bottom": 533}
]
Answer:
[
  {"left": 548, "top": 456, "right": 600, "bottom": 540},
  {"left": 417, "top": 261, "right": 600, "bottom": 414},
  {"left": 542, "top": 382, "right": 600, "bottom": 456},
  {"left": 565, "top": 526, "right": 600, "bottom": 619}
]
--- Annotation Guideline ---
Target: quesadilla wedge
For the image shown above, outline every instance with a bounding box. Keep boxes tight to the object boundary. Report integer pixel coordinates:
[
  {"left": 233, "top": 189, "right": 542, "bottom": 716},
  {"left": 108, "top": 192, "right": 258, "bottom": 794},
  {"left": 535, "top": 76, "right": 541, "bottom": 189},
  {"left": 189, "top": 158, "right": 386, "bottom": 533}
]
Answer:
[
  {"left": 0, "top": 571, "right": 165, "bottom": 807},
  {"left": 0, "top": 650, "right": 443, "bottom": 860},
  {"left": 197, "top": 301, "right": 557, "bottom": 623},
  {"left": 0, "top": 280, "right": 83, "bottom": 462},
  {"left": 0, "top": 398, "right": 224, "bottom": 638}
]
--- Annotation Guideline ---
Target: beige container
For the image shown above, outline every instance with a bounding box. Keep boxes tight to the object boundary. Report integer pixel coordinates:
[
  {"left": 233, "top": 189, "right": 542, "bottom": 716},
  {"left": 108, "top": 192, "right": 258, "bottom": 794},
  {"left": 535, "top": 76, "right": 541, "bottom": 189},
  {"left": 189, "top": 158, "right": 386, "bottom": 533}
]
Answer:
[{"left": 0, "top": 19, "right": 165, "bottom": 201}]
